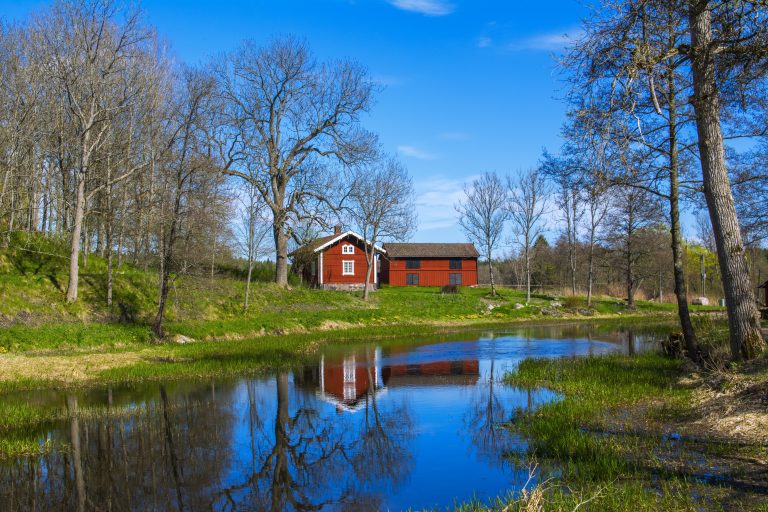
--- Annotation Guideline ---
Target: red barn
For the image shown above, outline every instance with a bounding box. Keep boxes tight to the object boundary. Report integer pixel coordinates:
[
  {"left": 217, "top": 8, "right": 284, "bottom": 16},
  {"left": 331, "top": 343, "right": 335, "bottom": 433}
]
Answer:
[
  {"left": 380, "top": 243, "right": 479, "bottom": 287},
  {"left": 290, "top": 226, "right": 384, "bottom": 290}
]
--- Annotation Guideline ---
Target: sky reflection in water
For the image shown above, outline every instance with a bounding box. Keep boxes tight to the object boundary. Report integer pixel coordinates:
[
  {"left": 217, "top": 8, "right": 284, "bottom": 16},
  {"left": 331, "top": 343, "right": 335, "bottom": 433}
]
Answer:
[{"left": 0, "top": 323, "right": 662, "bottom": 511}]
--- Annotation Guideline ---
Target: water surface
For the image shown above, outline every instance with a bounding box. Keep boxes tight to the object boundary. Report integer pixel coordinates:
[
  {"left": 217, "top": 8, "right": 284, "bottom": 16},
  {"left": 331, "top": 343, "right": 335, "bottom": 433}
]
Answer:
[{"left": 0, "top": 323, "right": 665, "bottom": 511}]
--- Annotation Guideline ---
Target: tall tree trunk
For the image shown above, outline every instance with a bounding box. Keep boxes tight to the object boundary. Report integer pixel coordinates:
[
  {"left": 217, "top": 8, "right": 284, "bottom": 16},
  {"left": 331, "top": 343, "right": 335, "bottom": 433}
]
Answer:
[
  {"left": 117, "top": 186, "right": 127, "bottom": 268},
  {"left": 364, "top": 248, "right": 374, "bottom": 301},
  {"left": 626, "top": 234, "right": 635, "bottom": 309},
  {"left": 668, "top": 86, "right": 699, "bottom": 359},
  {"left": 106, "top": 160, "right": 114, "bottom": 307},
  {"left": 5, "top": 189, "right": 15, "bottom": 247},
  {"left": 153, "top": 185, "right": 182, "bottom": 338},
  {"left": 587, "top": 231, "right": 595, "bottom": 307},
  {"left": 525, "top": 237, "right": 531, "bottom": 303},
  {"left": 244, "top": 260, "right": 254, "bottom": 311},
  {"left": 273, "top": 221, "right": 289, "bottom": 287},
  {"left": 488, "top": 242, "right": 496, "bottom": 296},
  {"left": 568, "top": 190, "right": 577, "bottom": 295},
  {"left": 688, "top": 2, "right": 764, "bottom": 360},
  {"left": 66, "top": 174, "right": 86, "bottom": 302}
]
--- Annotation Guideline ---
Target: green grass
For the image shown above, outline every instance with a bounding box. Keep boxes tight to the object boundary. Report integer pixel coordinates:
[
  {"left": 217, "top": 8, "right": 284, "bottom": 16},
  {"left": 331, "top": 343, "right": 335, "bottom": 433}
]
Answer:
[{"left": 494, "top": 353, "right": 765, "bottom": 511}]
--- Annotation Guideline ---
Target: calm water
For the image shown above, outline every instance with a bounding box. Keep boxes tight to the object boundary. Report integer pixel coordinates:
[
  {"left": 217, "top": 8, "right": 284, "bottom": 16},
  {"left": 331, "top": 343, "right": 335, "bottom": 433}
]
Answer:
[{"left": 0, "top": 323, "right": 666, "bottom": 511}]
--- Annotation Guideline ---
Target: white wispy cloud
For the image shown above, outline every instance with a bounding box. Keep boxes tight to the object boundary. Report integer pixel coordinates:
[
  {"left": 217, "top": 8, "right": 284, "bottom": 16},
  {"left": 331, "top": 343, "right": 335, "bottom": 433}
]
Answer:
[
  {"left": 397, "top": 145, "right": 437, "bottom": 160},
  {"left": 508, "top": 28, "right": 583, "bottom": 52},
  {"left": 439, "top": 131, "right": 470, "bottom": 141},
  {"left": 475, "top": 36, "right": 492, "bottom": 48},
  {"left": 387, "top": 0, "right": 455, "bottom": 16},
  {"left": 414, "top": 175, "right": 478, "bottom": 230}
]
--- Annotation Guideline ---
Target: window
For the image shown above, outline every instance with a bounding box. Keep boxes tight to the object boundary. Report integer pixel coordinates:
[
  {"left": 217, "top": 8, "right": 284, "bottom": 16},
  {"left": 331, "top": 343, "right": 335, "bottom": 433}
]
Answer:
[
  {"left": 449, "top": 273, "right": 462, "bottom": 286},
  {"left": 342, "top": 260, "right": 354, "bottom": 275},
  {"left": 406, "top": 259, "right": 420, "bottom": 269},
  {"left": 342, "top": 244, "right": 354, "bottom": 254},
  {"left": 449, "top": 258, "right": 462, "bottom": 270},
  {"left": 406, "top": 273, "right": 419, "bottom": 286}
]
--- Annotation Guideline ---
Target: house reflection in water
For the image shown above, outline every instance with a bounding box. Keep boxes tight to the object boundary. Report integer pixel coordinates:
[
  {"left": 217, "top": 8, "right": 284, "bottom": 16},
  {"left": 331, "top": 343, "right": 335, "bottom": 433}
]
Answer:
[{"left": 295, "top": 347, "right": 480, "bottom": 412}]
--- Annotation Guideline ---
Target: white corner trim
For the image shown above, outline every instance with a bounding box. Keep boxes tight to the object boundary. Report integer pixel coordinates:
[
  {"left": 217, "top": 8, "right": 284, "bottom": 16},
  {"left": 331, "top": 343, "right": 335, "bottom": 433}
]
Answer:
[
  {"left": 313, "top": 230, "right": 385, "bottom": 254},
  {"left": 318, "top": 253, "right": 323, "bottom": 285}
]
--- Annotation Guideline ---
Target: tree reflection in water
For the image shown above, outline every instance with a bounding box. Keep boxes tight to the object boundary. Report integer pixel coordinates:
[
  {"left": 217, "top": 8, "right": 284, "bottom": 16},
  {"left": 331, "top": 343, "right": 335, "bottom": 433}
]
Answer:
[
  {"left": 216, "top": 355, "right": 413, "bottom": 511},
  {"left": 0, "top": 326, "right": 668, "bottom": 511},
  {"left": 0, "top": 370, "right": 416, "bottom": 511},
  {"left": 463, "top": 339, "right": 531, "bottom": 469}
]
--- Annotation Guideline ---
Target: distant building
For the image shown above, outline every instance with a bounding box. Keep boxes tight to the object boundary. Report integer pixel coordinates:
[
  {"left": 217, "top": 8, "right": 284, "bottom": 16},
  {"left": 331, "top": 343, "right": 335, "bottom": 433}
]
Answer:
[
  {"left": 291, "top": 229, "right": 480, "bottom": 289},
  {"left": 380, "top": 243, "right": 479, "bottom": 287},
  {"left": 289, "top": 225, "right": 384, "bottom": 290},
  {"left": 759, "top": 280, "right": 768, "bottom": 307}
]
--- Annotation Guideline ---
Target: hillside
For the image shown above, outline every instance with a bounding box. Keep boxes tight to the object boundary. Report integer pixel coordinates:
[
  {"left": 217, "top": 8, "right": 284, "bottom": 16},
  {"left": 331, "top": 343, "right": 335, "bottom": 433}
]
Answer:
[{"left": 0, "top": 233, "right": 717, "bottom": 353}]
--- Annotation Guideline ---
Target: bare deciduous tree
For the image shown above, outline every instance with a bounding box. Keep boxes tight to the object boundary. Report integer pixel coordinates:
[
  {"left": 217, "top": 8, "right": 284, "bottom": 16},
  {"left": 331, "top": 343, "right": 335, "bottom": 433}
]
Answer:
[
  {"left": 456, "top": 172, "right": 508, "bottom": 296},
  {"left": 240, "top": 181, "right": 271, "bottom": 311},
  {"left": 605, "top": 186, "right": 665, "bottom": 309},
  {"left": 153, "top": 69, "right": 216, "bottom": 338},
  {"left": 214, "top": 36, "right": 377, "bottom": 288},
  {"left": 30, "top": 0, "right": 153, "bottom": 302},
  {"left": 687, "top": 0, "right": 766, "bottom": 359},
  {"left": 348, "top": 155, "right": 416, "bottom": 300},
  {"left": 507, "top": 169, "right": 549, "bottom": 303},
  {"left": 584, "top": 177, "right": 609, "bottom": 307}
]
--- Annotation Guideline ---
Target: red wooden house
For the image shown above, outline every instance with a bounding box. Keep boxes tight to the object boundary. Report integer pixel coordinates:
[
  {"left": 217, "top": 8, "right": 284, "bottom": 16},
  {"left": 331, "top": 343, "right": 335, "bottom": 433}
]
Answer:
[
  {"left": 380, "top": 243, "right": 479, "bottom": 287},
  {"left": 290, "top": 226, "right": 384, "bottom": 290}
]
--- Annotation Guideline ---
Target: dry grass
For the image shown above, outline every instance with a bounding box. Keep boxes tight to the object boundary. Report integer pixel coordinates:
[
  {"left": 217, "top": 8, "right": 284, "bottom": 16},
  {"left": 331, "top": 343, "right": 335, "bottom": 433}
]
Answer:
[
  {"left": 0, "top": 351, "right": 148, "bottom": 384},
  {"left": 682, "top": 357, "right": 768, "bottom": 445}
]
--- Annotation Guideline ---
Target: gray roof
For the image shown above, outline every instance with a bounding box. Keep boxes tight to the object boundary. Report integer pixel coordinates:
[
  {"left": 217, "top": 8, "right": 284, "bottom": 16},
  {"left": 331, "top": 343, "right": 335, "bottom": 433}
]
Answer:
[{"left": 383, "top": 243, "right": 479, "bottom": 259}]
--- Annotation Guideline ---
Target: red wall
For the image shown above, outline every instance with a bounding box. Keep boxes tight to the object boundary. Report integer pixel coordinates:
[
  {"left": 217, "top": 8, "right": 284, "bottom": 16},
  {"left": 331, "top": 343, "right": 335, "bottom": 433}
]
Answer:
[
  {"left": 322, "top": 365, "right": 372, "bottom": 402},
  {"left": 321, "top": 236, "right": 375, "bottom": 285},
  {"left": 382, "top": 257, "right": 478, "bottom": 287}
]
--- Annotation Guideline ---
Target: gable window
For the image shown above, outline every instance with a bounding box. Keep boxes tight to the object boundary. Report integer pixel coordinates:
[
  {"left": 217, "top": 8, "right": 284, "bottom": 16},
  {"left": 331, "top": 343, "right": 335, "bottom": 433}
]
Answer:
[
  {"left": 406, "top": 273, "right": 419, "bottom": 286},
  {"left": 342, "top": 260, "right": 354, "bottom": 275},
  {"left": 449, "top": 258, "right": 462, "bottom": 270},
  {"left": 342, "top": 244, "right": 355, "bottom": 254},
  {"left": 405, "top": 258, "right": 420, "bottom": 269},
  {"left": 449, "top": 273, "right": 462, "bottom": 286}
]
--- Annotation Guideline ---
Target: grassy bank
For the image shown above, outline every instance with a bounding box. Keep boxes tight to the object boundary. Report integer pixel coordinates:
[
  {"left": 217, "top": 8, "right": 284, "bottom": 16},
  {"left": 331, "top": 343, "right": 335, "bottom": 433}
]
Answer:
[
  {"left": 0, "top": 233, "right": 723, "bottom": 392},
  {"left": 490, "top": 352, "right": 768, "bottom": 511},
  {"left": 0, "top": 234, "right": 720, "bottom": 354}
]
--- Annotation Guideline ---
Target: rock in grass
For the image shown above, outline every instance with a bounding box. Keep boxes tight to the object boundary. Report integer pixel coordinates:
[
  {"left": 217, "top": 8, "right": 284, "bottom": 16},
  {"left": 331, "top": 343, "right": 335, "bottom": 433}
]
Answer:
[{"left": 173, "top": 334, "right": 196, "bottom": 345}]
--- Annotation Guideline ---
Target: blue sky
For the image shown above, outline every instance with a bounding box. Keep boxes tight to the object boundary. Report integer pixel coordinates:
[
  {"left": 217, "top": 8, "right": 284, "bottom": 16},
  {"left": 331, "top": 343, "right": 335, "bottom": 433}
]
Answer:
[{"left": 2, "top": 0, "right": 588, "bottom": 244}]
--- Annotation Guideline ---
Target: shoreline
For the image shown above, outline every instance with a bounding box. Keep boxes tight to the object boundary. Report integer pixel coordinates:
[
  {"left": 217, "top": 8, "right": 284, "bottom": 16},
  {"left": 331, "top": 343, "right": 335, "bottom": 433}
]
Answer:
[{"left": 0, "top": 311, "right": 684, "bottom": 392}]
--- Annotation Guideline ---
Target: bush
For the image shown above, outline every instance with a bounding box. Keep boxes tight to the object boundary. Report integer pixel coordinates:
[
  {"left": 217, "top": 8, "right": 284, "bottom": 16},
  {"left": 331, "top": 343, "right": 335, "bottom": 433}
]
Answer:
[
  {"left": 441, "top": 284, "right": 460, "bottom": 294},
  {"left": 563, "top": 295, "right": 586, "bottom": 309}
]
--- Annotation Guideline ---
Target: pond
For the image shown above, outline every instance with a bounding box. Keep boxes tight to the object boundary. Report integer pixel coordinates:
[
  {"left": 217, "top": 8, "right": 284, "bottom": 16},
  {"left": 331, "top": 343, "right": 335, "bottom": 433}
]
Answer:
[{"left": 0, "top": 322, "right": 668, "bottom": 511}]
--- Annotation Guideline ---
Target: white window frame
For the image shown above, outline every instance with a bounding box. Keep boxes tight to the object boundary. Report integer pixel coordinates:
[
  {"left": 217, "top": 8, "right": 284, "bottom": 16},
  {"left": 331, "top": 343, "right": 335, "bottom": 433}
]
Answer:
[
  {"left": 342, "top": 244, "right": 355, "bottom": 254},
  {"left": 342, "top": 260, "right": 354, "bottom": 275}
]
